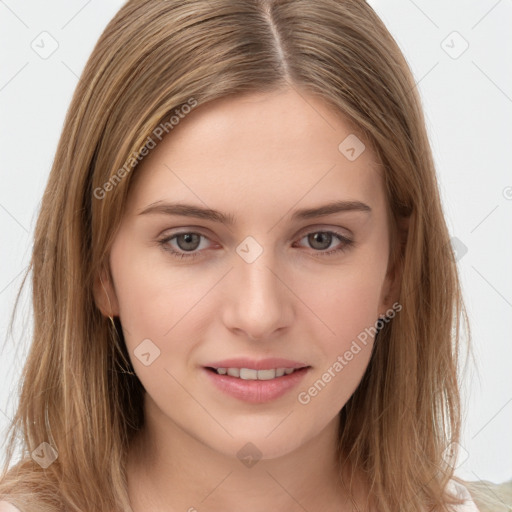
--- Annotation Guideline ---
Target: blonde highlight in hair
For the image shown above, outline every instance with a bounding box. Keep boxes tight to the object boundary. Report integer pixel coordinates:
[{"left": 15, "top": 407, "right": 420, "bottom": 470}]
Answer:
[{"left": 1, "top": 1, "right": 473, "bottom": 510}]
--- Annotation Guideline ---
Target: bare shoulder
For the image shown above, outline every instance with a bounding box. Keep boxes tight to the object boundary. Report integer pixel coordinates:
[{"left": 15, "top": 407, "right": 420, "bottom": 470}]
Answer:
[{"left": 0, "top": 501, "right": 22, "bottom": 512}]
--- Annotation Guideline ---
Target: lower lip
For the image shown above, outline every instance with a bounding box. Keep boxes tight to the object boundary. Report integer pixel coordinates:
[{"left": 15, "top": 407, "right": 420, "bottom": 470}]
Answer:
[{"left": 203, "top": 367, "right": 310, "bottom": 403}]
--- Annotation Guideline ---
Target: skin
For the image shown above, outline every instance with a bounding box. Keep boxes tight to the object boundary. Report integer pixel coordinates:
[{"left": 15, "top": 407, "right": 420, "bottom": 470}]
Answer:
[{"left": 94, "top": 87, "right": 403, "bottom": 512}]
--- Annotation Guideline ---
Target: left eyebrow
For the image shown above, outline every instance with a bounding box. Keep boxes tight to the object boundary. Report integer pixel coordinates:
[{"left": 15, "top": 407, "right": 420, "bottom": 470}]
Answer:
[
  {"left": 291, "top": 200, "right": 372, "bottom": 220},
  {"left": 137, "top": 199, "right": 372, "bottom": 225}
]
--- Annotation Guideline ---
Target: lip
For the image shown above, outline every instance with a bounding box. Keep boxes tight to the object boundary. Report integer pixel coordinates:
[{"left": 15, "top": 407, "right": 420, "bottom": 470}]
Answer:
[
  {"left": 203, "top": 357, "right": 308, "bottom": 371},
  {"left": 202, "top": 365, "right": 311, "bottom": 404}
]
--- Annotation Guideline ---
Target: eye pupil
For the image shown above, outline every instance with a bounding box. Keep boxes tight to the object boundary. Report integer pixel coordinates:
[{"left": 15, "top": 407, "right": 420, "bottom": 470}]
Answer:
[
  {"left": 177, "top": 233, "right": 200, "bottom": 251},
  {"left": 309, "top": 232, "right": 332, "bottom": 250}
]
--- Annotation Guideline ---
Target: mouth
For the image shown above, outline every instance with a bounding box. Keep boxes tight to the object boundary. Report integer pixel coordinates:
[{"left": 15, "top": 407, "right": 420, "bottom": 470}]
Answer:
[{"left": 202, "top": 365, "right": 311, "bottom": 403}]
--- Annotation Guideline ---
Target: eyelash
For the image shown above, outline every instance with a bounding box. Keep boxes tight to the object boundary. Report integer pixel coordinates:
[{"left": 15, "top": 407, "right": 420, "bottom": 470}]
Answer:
[{"left": 157, "top": 229, "right": 354, "bottom": 261}]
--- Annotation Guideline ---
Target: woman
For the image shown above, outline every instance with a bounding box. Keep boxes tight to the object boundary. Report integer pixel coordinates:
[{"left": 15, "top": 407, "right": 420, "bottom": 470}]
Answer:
[{"left": 0, "top": 0, "right": 503, "bottom": 510}]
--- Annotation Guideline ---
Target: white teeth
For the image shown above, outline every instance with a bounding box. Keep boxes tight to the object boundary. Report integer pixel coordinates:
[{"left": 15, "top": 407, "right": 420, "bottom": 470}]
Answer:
[
  {"left": 214, "top": 367, "right": 301, "bottom": 379},
  {"left": 240, "top": 368, "right": 258, "bottom": 380},
  {"left": 227, "top": 368, "right": 240, "bottom": 377},
  {"left": 256, "top": 369, "right": 277, "bottom": 380}
]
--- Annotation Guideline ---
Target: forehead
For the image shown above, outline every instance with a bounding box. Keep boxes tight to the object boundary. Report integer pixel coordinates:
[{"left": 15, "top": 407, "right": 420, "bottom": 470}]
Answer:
[{"left": 126, "top": 88, "right": 386, "bottom": 220}]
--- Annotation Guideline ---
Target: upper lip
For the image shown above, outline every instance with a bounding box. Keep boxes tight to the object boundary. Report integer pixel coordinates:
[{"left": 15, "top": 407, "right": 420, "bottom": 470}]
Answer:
[{"left": 204, "top": 358, "right": 309, "bottom": 371}]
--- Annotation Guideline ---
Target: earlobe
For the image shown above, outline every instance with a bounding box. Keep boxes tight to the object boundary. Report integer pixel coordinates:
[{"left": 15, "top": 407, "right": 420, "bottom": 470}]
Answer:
[{"left": 92, "top": 264, "right": 120, "bottom": 318}]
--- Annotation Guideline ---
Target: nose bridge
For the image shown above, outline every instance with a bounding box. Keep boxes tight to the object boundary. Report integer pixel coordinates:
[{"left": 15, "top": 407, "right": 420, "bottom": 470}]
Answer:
[
  {"left": 223, "top": 235, "right": 292, "bottom": 339},
  {"left": 236, "top": 238, "right": 285, "bottom": 309}
]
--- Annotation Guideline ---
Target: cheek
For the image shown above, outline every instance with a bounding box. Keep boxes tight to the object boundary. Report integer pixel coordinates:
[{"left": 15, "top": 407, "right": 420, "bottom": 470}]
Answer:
[
  {"left": 109, "top": 240, "right": 171, "bottom": 346},
  {"left": 292, "top": 255, "right": 386, "bottom": 408},
  {"left": 301, "top": 259, "right": 386, "bottom": 346},
  {"left": 110, "top": 236, "right": 191, "bottom": 324},
  {"left": 109, "top": 242, "right": 215, "bottom": 372},
  {"left": 295, "top": 273, "right": 382, "bottom": 413}
]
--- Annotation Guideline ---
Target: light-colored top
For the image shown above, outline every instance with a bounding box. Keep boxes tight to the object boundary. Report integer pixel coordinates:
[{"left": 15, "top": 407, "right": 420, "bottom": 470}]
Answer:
[
  {"left": 0, "top": 479, "right": 481, "bottom": 511},
  {"left": 447, "top": 479, "right": 481, "bottom": 511}
]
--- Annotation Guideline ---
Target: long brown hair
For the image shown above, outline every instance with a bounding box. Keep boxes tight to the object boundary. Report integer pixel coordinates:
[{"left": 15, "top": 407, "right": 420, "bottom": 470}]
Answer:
[{"left": 1, "top": 1, "right": 473, "bottom": 510}]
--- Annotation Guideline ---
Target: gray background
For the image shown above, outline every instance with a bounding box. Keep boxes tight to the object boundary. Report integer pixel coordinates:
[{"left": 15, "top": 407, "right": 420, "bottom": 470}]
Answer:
[{"left": 1, "top": 0, "right": 511, "bottom": 484}]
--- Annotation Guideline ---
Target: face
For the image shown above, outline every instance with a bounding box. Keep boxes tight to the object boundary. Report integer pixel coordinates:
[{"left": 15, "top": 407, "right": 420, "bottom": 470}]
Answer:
[{"left": 96, "top": 87, "right": 399, "bottom": 460}]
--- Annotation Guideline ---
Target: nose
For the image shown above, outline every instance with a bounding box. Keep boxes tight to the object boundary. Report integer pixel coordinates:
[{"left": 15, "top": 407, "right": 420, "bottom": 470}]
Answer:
[{"left": 221, "top": 248, "right": 294, "bottom": 341}]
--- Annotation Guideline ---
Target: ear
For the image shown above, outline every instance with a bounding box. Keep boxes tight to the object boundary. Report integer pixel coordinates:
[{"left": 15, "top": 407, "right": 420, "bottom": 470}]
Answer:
[
  {"left": 92, "top": 263, "right": 120, "bottom": 318},
  {"left": 378, "top": 214, "right": 409, "bottom": 316}
]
